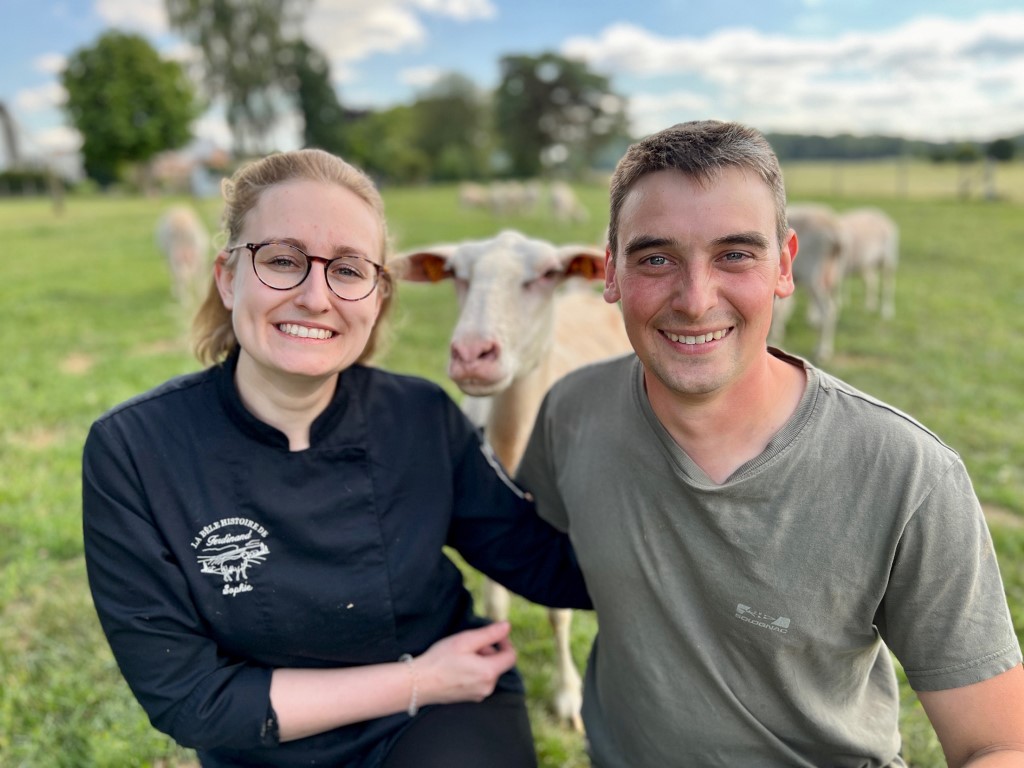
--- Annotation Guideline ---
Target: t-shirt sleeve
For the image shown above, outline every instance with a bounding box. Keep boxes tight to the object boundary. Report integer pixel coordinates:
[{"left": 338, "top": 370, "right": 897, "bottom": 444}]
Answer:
[
  {"left": 878, "top": 457, "right": 1022, "bottom": 692},
  {"left": 82, "top": 418, "right": 276, "bottom": 749},
  {"left": 515, "top": 391, "right": 571, "bottom": 533}
]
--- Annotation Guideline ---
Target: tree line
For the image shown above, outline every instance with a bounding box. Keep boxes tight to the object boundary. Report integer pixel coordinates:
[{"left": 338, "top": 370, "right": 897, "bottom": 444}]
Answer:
[
  {"left": 765, "top": 132, "right": 1019, "bottom": 164},
  {"left": 54, "top": 0, "right": 1018, "bottom": 189},
  {"left": 59, "top": 0, "right": 628, "bottom": 188}
]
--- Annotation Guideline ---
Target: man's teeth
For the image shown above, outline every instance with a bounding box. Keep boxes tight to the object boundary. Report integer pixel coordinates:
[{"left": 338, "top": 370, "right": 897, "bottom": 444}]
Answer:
[
  {"left": 666, "top": 330, "right": 726, "bottom": 345},
  {"left": 278, "top": 323, "right": 334, "bottom": 339}
]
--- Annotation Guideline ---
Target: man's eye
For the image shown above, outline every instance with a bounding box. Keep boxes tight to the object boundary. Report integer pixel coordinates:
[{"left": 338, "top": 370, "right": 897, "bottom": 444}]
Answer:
[
  {"left": 721, "top": 251, "right": 748, "bottom": 263},
  {"left": 644, "top": 254, "right": 670, "bottom": 267}
]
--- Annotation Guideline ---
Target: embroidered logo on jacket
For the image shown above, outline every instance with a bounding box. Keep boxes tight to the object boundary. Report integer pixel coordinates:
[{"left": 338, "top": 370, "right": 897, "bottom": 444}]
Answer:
[{"left": 191, "top": 517, "right": 270, "bottom": 597}]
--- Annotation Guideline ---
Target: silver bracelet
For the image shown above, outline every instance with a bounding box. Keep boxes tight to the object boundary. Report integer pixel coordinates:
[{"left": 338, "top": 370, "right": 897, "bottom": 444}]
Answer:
[{"left": 398, "top": 653, "right": 419, "bottom": 717}]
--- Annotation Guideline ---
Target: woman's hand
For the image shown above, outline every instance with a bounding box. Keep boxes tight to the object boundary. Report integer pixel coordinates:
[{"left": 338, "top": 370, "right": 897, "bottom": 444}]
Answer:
[
  {"left": 270, "top": 621, "right": 518, "bottom": 742},
  {"left": 412, "top": 621, "right": 517, "bottom": 706}
]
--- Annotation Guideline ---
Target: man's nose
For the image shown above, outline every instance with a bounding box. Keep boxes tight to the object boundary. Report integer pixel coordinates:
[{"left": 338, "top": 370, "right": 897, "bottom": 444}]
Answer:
[{"left": 669, "top": 268, "right": 717, "bottom": 318}]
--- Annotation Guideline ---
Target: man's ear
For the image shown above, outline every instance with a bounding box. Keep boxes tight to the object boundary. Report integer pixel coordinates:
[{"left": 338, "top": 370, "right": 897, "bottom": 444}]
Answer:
[
  {"left": 603, "top": 246, "right": 622, "bottom": 304},
  {"left": 214, "top": 252, "right": 235, "bottom": 309},
  {"left": 775, "top": 230, "right": 798, "bottom": 299}
]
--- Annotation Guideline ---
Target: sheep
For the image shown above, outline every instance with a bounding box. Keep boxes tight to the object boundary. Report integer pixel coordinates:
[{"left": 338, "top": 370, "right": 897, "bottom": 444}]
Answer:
[
  {"left": 459, "top": 181, "right": 541, "bottom": 216},
  {"left": 838, "top": 207, "right": 899, "bottom": 320},
  {"left": 393, "top": 229, "right": 633, "bottom": 732},
  {"left": 488, "top": 180, "right": 523, "bottom": 216},
  {"left": 549, "top": 180, "right": 590, "bottom": 223},
  {"left": 768, "top": 203, "right": 850, "bottom": 362},
  {"left": 458, "top": 181, "right": 489, "bottom": 210},
  {"left": 155, "top": 204, "right": 211, "bottom": 315}
]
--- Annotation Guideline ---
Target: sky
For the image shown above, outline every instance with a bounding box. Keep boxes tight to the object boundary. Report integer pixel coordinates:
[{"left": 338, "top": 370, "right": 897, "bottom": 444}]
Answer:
[{"left": 2, "top": 0, "right": 1024, "bottom": 171}]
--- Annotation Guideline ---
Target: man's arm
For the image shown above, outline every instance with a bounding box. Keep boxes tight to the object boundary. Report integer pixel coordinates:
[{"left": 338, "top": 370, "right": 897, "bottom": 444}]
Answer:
[{"left": 918, "top": 664, "right": 1024, "bottom": 767}]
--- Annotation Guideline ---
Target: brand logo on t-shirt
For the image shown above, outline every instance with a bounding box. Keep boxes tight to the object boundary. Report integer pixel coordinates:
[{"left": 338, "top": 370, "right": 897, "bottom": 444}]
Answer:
[
  {"left": 735, "top": 603, "right": 791, "bottom": 634},
  {"left": 191, "top": 517, "right": 270, "bottom": 597}
]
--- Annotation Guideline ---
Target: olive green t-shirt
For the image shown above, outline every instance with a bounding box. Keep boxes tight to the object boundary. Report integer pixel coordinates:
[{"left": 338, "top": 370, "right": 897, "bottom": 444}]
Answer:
[{"left": 517, "top": 351, "right": 1020, "bottom": 768}]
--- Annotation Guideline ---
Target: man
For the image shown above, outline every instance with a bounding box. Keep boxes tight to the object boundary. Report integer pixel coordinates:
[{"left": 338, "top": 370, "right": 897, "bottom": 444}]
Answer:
[{"left": 516, "top": 120, "right": 1024, "bottom": 767}]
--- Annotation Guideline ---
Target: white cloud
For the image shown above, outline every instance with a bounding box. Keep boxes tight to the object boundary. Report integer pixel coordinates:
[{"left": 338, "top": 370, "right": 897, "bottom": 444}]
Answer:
[
  {"left": 410, "top": 0, "right": 496, "bottom": 21},
  {"left": 34, "top": 124, "right": 82, "bottom": 154},
  {"left": 305, "top": 3, "right": 427, "bottom": 83},
  {"left": 305, "top": 0, "right": 495, "bottom": 85},
  {"left": 33, "top": 53, "right": 67, "bottom": 75},
  {"left": 15, "top": 83, "right": 67, "bottom": 113},
  {"left": 93, "top": 0, "right": 168, "bottom": 35},
  {"left": 562, "top": 11, "right": 1024, "bottom": 141},
  {"left": 400, "top": 65, "right": 444, "bottom": 88}
]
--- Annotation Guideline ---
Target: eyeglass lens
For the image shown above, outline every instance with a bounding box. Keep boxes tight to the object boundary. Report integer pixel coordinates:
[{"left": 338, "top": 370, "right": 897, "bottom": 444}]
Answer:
[{"left": 252, "top": 243, "right": 379, "bottom": 301}]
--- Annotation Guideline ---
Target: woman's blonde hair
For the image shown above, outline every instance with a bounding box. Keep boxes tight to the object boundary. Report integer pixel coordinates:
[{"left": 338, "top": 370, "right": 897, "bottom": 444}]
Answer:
[{"left": 192, "top": 148, "right": 395, "bottom": 366}]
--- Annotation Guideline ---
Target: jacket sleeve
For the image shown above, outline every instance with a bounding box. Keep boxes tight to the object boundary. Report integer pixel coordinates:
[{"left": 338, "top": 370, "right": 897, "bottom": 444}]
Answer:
[
  {"left": 82, "top": 419, "right": 277, "bottom": 750},
  {"left": 442, "top": 398, "right": 592, "bottom": 610}
]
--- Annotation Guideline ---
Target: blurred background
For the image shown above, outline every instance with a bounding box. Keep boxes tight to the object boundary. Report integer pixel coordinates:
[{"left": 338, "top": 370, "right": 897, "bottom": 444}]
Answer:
[
  {"left": 1, "top": 2, "right": 1022, "bottom": 767},
  {"left": 1, "top": 0, "right": 1022, "bottom": 193}
]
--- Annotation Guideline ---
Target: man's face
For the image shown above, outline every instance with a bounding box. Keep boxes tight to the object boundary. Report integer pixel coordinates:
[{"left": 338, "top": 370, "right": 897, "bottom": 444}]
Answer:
[{"left": 605, "top": 167, "right": 796, "bottom": 404}]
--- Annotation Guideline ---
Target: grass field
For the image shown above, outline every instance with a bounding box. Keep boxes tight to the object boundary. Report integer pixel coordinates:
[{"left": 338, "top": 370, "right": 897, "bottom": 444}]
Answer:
[{"left": 1, "top": 158, "right": 1022, "bottom": 766}]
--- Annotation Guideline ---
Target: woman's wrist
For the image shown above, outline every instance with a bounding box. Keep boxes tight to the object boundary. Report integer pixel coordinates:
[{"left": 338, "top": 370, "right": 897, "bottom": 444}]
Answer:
[{"left": 398, "top": 653, "right": 419, "bottom": 716}]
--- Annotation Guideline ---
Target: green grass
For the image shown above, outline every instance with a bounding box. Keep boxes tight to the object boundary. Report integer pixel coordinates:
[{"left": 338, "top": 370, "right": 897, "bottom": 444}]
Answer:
[{"left": 1, "top": 168, "right": 1022, "bottom": 766}]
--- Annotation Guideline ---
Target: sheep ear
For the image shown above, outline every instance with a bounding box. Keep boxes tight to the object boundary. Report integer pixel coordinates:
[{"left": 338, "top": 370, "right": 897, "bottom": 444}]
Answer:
[
  {"left": 556, "top": 245, "right": 606, "bottom": 281},
  {"left": 393, "top": 249, "right": 455, "bottom": 282}
]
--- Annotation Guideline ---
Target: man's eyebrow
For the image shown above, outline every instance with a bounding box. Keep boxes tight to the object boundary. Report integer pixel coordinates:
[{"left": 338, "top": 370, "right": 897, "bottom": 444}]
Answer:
[
  {"left": 622, "top": 234, "right": 679, "bottom": 257},
  {"left": 711, "top": 231, "right": 771, "bottom": 250}
]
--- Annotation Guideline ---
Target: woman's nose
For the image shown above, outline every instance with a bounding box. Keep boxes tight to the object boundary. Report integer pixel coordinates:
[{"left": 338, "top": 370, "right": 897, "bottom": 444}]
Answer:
[{"left": 294, "top": 261, "right": 334, "bottom": 310}]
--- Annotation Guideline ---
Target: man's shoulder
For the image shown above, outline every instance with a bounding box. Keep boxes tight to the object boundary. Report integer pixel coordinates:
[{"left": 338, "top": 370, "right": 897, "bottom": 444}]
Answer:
[
  {"left": 554, "top": 351, "right": 636, "bottom": 387},
  {"left": 811, "top": 365, "right": 957, "bottom": 458},
  {"left": 547, "top": 352, "right": 636, "bottom": 402}
]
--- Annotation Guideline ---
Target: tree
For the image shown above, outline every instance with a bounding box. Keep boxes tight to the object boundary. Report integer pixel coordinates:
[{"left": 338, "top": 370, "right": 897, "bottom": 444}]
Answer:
[
  {"left": 494, "top": 52, "right": 628, "bottom": 178},
  {"left": 982, "top": 138, "right": 1016, "bottom": 201},
  {"left": 345, "top": 106, "right": 429, "bottom": 184},
  {"left": 986, "top": 138, "right": 1016, "bottom": 163},
  {"left": 62, "top": 31, "right": 197, "bottom": 186},
  {"left": 409, "top": 73, "right": 490, "bottom": 181},
  {"left": 165, "top": 0, "right": 311, "bottom": 154},
  {"left": 287, "top": 39, "right": 348, "bottom": 155}
]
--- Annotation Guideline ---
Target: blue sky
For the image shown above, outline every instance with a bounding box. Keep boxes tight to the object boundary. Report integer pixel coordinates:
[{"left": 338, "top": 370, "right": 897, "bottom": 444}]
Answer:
[{"left": 2, "top": 0, "right": 1024, "bottom": 171}]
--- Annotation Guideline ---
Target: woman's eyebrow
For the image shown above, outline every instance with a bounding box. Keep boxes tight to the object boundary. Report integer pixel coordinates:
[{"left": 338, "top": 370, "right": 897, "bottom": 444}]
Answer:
[{"left": 262, "top": 236, "right": 368, "bottom": 259}]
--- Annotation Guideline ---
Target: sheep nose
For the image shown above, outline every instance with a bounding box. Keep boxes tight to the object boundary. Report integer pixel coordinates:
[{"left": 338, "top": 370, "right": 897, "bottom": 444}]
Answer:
[{"left": 451, "top": 338, "right": 500, "bottom": 365}]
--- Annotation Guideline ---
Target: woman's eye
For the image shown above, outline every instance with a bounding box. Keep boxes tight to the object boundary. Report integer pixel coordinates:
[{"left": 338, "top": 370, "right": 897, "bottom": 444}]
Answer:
[{"left": 329, "top": 262, "right": 365, "bottom": 280}]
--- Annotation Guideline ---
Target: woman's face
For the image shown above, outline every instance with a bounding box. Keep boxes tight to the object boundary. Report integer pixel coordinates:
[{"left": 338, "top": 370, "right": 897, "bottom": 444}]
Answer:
[{"left": 215, "top": 179, "right": 385, "bottom": 387}]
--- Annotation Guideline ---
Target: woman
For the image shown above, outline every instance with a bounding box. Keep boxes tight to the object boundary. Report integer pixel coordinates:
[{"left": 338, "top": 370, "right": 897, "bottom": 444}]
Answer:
[{"left": 82, "top": 149, "right": 590, "bottom": 767}]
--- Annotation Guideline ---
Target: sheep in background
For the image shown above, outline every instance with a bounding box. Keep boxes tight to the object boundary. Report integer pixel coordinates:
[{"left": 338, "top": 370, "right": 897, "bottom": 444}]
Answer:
[
  {"left": 549, "top": 180, "right": 590, "bottom": 223},
  {"left": 394, "top": 229, "right": 632, "bottom": 732},
  {"left": 155, "top": 205, "right": 211, "bottom": 315},
  {"left": 458, "top": 181, "right": 489, "bottom": 210},
  {"left": 459, "top": 180, "right": 540, "bottom": 216},
  {"left": 839, "top": 207, "right": 899, "bottom": 320},
  {"left": 489, "top": 180, "right": 527, "bottom": 216},
  {"left": 769, "top": 203, "right": 850, "bottom": 362}
]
